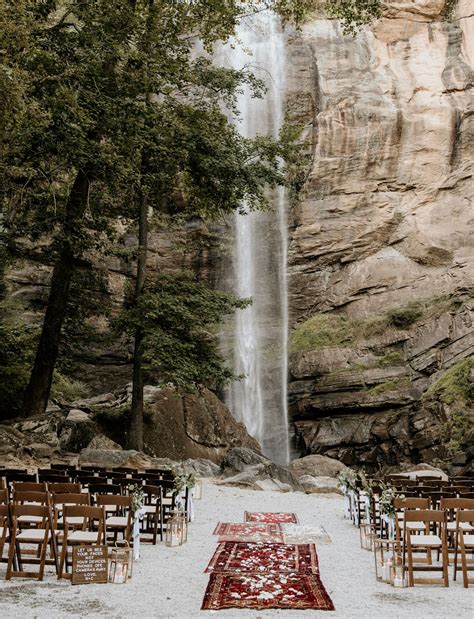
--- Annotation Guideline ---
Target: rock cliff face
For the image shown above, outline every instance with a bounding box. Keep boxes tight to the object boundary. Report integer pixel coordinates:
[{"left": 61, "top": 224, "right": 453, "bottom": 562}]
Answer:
[{"left": 286, "top": 0, "right": 473, "bottom": 471}]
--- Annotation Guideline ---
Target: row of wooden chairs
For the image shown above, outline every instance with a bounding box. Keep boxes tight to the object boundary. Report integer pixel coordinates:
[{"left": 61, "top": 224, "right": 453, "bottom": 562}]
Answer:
[{"left": 0, "top": 483, "right": 172, "bottom": 580}]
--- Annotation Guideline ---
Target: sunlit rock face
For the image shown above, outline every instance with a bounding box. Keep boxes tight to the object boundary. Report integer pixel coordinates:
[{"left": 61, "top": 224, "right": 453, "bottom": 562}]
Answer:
[
  {"left": 286, "top": 1, "right": 473, "bottom": 471},
  {"left": 287, "top": 0, "right": 473, "bottom": 321}
]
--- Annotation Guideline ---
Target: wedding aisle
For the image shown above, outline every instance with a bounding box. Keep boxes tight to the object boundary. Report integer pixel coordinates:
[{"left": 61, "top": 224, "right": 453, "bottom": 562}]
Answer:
[{"left": 0, "top": 481, "right": 472, "bottom": 618}]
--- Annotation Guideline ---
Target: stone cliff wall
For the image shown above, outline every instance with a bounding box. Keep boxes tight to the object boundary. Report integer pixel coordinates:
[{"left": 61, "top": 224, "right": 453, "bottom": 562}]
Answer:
[{"left": 286, "top": 0, "right": 473, "bottom": 471}]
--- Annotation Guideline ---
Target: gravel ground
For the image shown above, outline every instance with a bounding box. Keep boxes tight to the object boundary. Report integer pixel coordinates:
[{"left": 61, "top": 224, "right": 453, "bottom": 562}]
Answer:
[{"left": 0, "top": 480, "right": 472, "bottom": 618}]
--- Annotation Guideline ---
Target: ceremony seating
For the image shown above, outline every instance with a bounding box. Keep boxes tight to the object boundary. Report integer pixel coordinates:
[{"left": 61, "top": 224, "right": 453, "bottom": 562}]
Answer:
[
  {"left": 454, "top": 509, "right": 474, "bottom": 588},
  {"left": 405, "top": 509, "right": 449, "bottom": 587}
]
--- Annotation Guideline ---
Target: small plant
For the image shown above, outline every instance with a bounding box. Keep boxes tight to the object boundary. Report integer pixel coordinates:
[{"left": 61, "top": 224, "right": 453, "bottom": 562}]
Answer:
[
  {"left": 379, "top": 484, "right": 400, "bottom": 518},
  {"left": 128, "top": 484, "right": 145, "bottom": 514},
  {"left": 386, "top": 303, "right": 423, "bottom": 329},
  {"left": 338, "top": 469, "right": 358, "bottom": 494}
]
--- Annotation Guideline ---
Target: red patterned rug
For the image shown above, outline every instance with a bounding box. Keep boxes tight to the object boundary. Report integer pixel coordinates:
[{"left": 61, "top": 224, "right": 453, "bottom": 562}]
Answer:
[
  {"left": 205, "top": 542, "right": 318, "bottom": 574},
  {"left": 202, "top": 572, "right": 335, "bottom": 611},
  {"left": 245, "top": 511, "right": 299, "bottom": 524},
  {"left": 213, "top": 522, "right": 284, "bottom": 543}
]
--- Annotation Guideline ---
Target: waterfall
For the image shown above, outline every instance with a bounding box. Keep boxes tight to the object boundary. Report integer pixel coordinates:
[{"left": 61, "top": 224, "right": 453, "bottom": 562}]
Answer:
[{"left": 219, "top": 10, "right": 289, "bottom": 465}]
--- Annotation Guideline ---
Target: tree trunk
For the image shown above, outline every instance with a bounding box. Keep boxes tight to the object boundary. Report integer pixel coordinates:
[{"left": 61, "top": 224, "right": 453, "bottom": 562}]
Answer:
[
  {"left": 22, "top": 170, "right": 90, "bottom": 417},
  {"left": 128, "top": 188, "right": 148, "bottom": 450}
]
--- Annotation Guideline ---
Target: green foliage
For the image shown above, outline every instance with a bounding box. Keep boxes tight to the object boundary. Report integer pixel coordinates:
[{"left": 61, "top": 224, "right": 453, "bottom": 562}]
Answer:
[
  {"left": 289, "top": 313, "right": 386, "bottom": 353},
  {"left": 50, "top": 372, "right": 89, "bottom": 404},
  {"left": 326, "top": 0, "right": 382, "bottom": 35},
  {"left": 425, "top": 357, "right": 474, "bottom": 455},
  {"left": 367, "top": 378, "right": 409, "bottom": 396},
  {"left": 443, "top": 0, "right": 458, "bottom": 21},
  {"left": 377, "top": 350, "right": 404, "bottom": 367},
  {"left": 114, "top": 272, "right": 251, "bottom": 392},
  {"left": 386, "top": 303, "right": 423, "bottom": 329}
]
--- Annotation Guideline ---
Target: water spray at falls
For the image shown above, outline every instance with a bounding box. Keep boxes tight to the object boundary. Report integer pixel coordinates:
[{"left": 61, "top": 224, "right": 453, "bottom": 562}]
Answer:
[{"left": 220, "top": 10, "right": 289, "bottom": 465}]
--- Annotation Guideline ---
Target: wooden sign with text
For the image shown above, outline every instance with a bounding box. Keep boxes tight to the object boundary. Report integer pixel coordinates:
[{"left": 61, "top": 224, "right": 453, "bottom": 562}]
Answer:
[{"left": 72, "top": 545, "right": 108, "bottom": 585}]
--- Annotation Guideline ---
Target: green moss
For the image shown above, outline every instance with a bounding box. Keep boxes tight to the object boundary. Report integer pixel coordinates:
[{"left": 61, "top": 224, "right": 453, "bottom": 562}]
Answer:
[
  {"left": 367, "top": 378, "right": 410, "bottom": 395},
  {"left": 377, "top": 350, "right": 404, "bottom": 367},
  {"left": 425, "top": 357, "right": 474, "bottom": 404},
  {"left": 425, "top": 357, "right": 474, "bottom": 456},
  {"left": 50, "top": 372, "right": 89, "bottom": 404},
  {"left": 386, "top": 303, "right": 423, "bottom": 328}
]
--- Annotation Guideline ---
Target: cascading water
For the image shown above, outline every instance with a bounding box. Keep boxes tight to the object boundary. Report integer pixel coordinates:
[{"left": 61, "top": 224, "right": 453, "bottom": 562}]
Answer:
[{"left": 219, "top": 10, "right": 289, "bottom": 465}]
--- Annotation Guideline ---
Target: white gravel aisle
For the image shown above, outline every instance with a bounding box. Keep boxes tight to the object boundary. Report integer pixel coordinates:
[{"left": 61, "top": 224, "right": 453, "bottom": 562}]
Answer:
[{"left": 0, "top": 480, "right": 472, "bottom": 618}]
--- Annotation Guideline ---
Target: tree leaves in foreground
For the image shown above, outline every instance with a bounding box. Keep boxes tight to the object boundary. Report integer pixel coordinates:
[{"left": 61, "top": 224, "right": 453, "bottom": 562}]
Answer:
[
  {"left": 114, "top": 273, "right": 250, "bottom": 392},
  {"left": 326, "top": 0, "right": 382, "bottom": 35}
]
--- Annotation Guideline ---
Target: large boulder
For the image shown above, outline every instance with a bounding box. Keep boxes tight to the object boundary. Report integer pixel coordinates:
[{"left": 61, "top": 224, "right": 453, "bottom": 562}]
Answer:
[
  {"left": 299, "top": 475, "right": 342, "bottom": 495},
  {"left": 221, "top": 448, "right": 301, "bottom": 490},
  {"left": 94, "top": 385, "right": 260, "bottom": 464},
  {"left": 291, "top": 454, "right": 348, "bottom": 479},
  {"left": 79, "top": 449, "right": 155, "bottom": 470},
  {"left": 216, "top": 464, "right": 294, "bottom": 493}
]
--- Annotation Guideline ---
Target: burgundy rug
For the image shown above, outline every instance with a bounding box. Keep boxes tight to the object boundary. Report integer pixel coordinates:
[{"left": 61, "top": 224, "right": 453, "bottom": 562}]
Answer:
[
  {"left": 205, "top": 542, "right": 319, "bottom": 574},
  {"left": 213, "top": 522, "right": 284, "bottom": 543},
  {"left": 244, "top": 511, "right": 299, "bottom": 524},
  {"left": 202, "top": 572, "right": 335, "bottom": 611}
]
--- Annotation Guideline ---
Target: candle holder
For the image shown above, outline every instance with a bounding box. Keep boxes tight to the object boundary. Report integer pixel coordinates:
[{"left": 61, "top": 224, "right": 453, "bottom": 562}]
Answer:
[
  {"left": 109, "top": 543, "right": 132, "bottom": 584},
  {"left": 391, "top": 551, "right": 407, "bottom": 588},
  {"left": 165, "top": 509, "right": 188, "bottom": 547},
  {"left": 374, "top": 538, "right": 396, "bottom": 584},
  {"left": 193, "top": 479, "right": 203, "bottom": 500},
  {"left": 360, "top": 523, "right": 375, "bottom": 551}
]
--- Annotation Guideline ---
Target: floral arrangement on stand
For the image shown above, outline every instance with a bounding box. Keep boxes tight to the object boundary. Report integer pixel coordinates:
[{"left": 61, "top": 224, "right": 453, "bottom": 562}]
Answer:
[
  {"left": 379, "top": 484, "right": 402, "bottom": 540},
  {"left": 173, "top": 467, "right": 197, "bottom": 522},
  {"left": 128, "top": 483, "right": 146, "bottom": 561},
  {"left": 338, "top": 469, "right": 359, "bottom": 521}
]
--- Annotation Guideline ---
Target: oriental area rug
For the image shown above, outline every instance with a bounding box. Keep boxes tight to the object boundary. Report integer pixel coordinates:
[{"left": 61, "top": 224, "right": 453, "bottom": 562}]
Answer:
[
  {"left": 202, "top": 572, "right": 335, "bottom": 611},
  {"left": 203, "top": 512, "right": 335, "bottom": 611},
  {"left": 213, "top": 522, "right": 285, "bottom": 543},
  {"left": 244, "top": 511, "right": 299, "bottom": 524},
  {"left": 205, "top": 542, "right": 319, "bottom": 574}
]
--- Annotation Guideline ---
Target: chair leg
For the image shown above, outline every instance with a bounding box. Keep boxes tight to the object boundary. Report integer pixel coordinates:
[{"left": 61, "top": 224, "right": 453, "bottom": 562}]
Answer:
[
  {"left": 5, "top": 527, "right": 17, "bottom": 580},
  {"left": 407, "top": 539, "right": 414, "bottom": 587},
  {"left": 460, "top": 537, "right": 468, "bottom": 589},
  {"left": 442, "top": 537, "right": 449, "bottom": 587}
]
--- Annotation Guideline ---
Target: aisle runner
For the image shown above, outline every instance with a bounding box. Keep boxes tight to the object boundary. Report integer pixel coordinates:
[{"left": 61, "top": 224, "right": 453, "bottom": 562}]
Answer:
[
  {"left": 206, "top": 542, "right": 318, "bottom": 574},
  {"left": 213, "top": 522, "right": 284, "bottom": 543},
  {"left": 203, "top": 512, "right": 335, "bottom": 611},
  {"left": 245, "top": 511, "right": 299, "bottom": 524},
  {"left": 202, "top": 573, "right": 335, "bottom": 611}
]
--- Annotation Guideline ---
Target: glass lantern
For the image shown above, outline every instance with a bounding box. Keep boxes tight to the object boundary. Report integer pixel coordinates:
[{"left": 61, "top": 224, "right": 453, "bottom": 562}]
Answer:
[
  {"left": 391, "top": 551, "right": 407, "bottom": 588},
  {"left": 109, "top": 543, "right": 132, "bottom": 584},
  {"left": 360, "top": 523, "right": 375, "bottom": 551},
  {"left": 374, "top": 538, "right": 396, "bottom": 584},
  {"left": 165, "top": 509, "right": 188, "bottom": 547},
  {"left": 193, "top": 479, "right": 203, "bottom": 500}
]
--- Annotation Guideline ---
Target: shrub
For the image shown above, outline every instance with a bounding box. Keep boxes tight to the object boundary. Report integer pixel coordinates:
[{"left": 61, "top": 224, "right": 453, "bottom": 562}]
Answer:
[{"left": 386, "top": 303, "right": 423, "bottom": 328}]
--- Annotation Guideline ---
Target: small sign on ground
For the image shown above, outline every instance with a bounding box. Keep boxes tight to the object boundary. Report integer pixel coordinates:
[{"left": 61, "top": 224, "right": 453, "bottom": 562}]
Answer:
[{"left": 72, "top": 545, "right": 108, "bottom": 585}]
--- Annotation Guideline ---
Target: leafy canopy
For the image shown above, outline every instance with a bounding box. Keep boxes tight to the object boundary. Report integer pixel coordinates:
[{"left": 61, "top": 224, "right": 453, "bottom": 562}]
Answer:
[{"left": 114, "top": 272, "right": 251, "bottom": 392}]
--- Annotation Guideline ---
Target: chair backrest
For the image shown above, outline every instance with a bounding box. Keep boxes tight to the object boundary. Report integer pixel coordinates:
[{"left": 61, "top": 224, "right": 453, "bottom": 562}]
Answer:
[
  {"left": 62, "top": 504, "right": 105, "bottom": 527},
  {"left": 75, "top": 476, "right": 108, "bottom": 486},
  {"left": 416, "top": 475, "right": 443, "bottom": 481},
  {"left": 38, "top": 468, "right": 67, "bottom": 477},
  {"left": 405, "top": 509, "right": 447, "bottom": 524},
  {"left": 12, "top": 490, "right": 49, "bottom": 505},
  {"left": 51, "top": 492, "right": 90, "bottom": 507},
  {"left": 89, "top": 484, "right": 121, "bottom": 496},
  {"left": 113, "top": 467, "right": 138, "bottom": 475},
  {"left": 440, "top": 497, "right": 474, "bottom": 511},
  {"left": 457, "top": 509, "right": 474, "bottom": 524},
  {"left": 0, "top": 488, "right": 8, "bottom": 503},
  {"left": 5, "top": 472, "right": 37, "bottom": 483},
  {"left": 12, "top": 481, "right": 47, "bottom": 493},
  {"left": 10, "top": 503, "right": 50, "bottom": 521},
  {"left": 394, "top": 497, "right": 430, "bottom": 510},
  {"left": 97, "top": 494, "right": 131, "bottom": 509},
  {"left": 47, "top": 482, "right": 82, "bottom": 494}
]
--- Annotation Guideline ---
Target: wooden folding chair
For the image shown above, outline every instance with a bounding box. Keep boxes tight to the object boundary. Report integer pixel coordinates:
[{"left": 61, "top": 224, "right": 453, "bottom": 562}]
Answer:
[
  {"left": 47, "top": 482, "right": 82, "bottom": 494},
  {"left": 0, "top": 503, "right": 9, "bottom": 563},
  {"left": 406, "top": 509, "right": 449, "bottom": 587},
  {"left": 51, "top": 492, "right": 91, "bottom": 531},
  {"left": 394, "top": 497, "right": 430, "bottom": 561},
  {"left": 6, "top": 504, "right": 56, "bottom": 581},
  {"left": 454, "top": 508, "right": 474, "bottom": 587},
  {"left": 0, "top": 488, "right": 8, "bottom": 504},
  {"left": 12, "top": 482, "right": 46, "bottom": 493},
  {"left": 441, "top": 497, "right": 474, "bottom": 562},
  {"left": 141, "top": 485, "right": 164, "bottom": 544},
  {"left": 58, "top": 505, "right": 106, "bottom": 579},
  {"left": 97, "top": 495, "right": 132, "bottom": 543}
]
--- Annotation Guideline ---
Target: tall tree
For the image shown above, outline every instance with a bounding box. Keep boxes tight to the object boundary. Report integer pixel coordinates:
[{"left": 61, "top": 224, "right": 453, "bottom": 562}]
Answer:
[{"left": 1, "top": 1, "right": 307, "bottom": 423}]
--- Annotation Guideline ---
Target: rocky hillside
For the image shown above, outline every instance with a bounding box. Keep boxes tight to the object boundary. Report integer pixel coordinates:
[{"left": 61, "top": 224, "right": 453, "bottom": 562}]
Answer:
[{"left": 286, "top": 0, "right": 473, "bottom": 472}]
